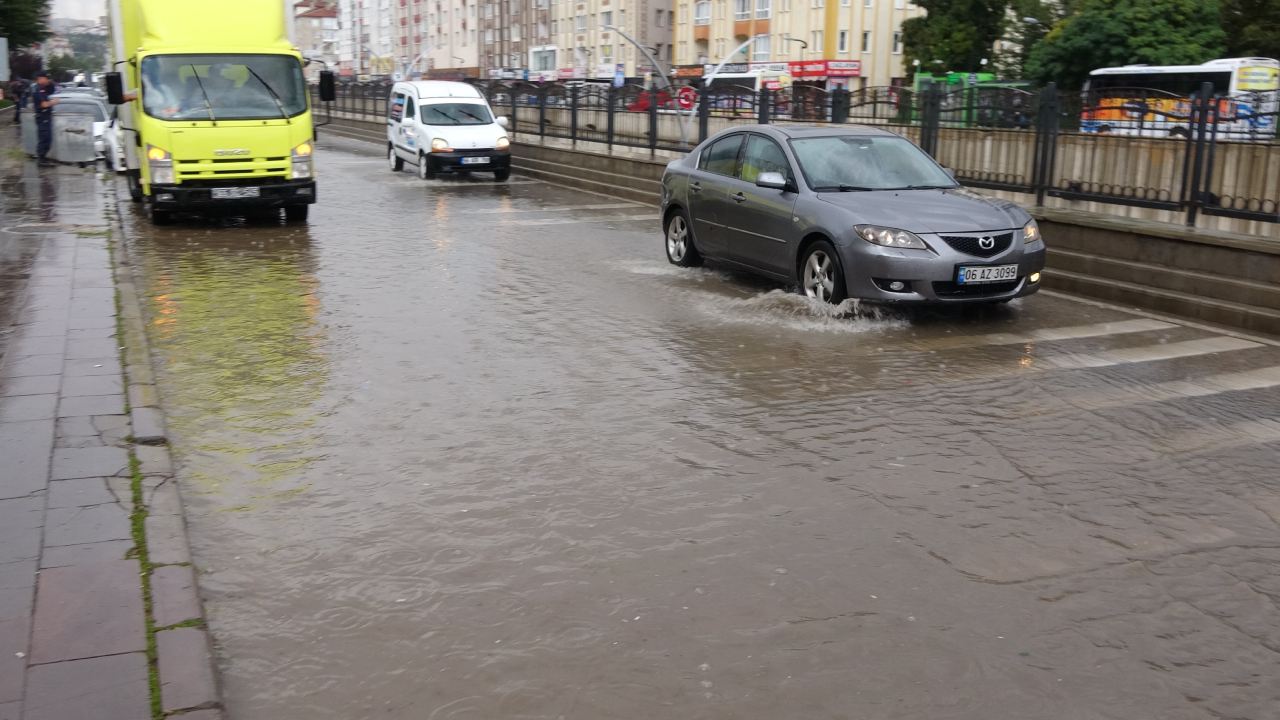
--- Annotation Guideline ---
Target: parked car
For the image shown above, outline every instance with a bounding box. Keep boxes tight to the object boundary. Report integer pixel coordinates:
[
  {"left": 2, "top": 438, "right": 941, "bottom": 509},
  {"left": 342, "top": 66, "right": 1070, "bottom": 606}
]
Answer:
[
  {"left": 386, "top": 80, "right": 511, "bottom": 181},
  {"left": 102, "top": 106, "right": 127, "bottom": 171},
  {"left": 52, "top": 93, "right": 110, "bottom": 162},
  {"left": 660, "top": 125, "right": 1046, "bottom": 304}
]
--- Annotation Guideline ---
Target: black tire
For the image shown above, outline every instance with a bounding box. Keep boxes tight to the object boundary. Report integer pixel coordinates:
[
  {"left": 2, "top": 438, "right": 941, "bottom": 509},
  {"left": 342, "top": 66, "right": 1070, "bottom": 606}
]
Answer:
[
  {"left": 664, "top": 208, "right": 702, "bottom": 267},
  {"left": 798, "top": 240, "right": 847, "bottom": 304},
  {"left": 388, "top": 144, "right": 403, "bottom": 172},
  {"left": 494, "top": 168, "right": 510, "bottom": 182},
  {"left": 285, "top": 204, "right": 309, "bottom": 222},
  {"left": 127, "top": 172, "right": 143, "bottom": 202},
  {"left": 149, "top": 204, "right": 173, "bottom": 226},
  {"left": 417, "top": 153, "right": 434, "bottom": 180}
]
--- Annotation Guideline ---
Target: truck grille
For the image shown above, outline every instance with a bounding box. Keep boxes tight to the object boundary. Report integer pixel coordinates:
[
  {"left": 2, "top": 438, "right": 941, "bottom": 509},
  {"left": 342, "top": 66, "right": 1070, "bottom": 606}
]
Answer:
[{"left": 176, "top": 157, "right": 289, "bottom": 179}]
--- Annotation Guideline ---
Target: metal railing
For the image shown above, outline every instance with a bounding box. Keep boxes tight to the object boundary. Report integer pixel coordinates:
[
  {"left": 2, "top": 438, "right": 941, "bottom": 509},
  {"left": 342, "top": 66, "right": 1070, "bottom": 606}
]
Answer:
[{"left": 323, "top": 80, "right": 1279, "bottom": 227}]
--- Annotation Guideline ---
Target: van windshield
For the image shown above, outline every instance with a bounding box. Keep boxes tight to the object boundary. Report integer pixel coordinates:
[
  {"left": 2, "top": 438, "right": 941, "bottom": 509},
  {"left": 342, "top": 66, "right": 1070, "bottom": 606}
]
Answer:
[{"left": 421, "top": 102, "right": 493, "bottom": 126}]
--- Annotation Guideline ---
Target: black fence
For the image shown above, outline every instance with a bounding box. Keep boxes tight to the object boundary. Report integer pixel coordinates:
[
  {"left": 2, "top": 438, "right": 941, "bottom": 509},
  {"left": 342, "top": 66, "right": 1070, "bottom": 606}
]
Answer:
[{"left": 324, "top": 80, "right": 1279, "bottom": 228}]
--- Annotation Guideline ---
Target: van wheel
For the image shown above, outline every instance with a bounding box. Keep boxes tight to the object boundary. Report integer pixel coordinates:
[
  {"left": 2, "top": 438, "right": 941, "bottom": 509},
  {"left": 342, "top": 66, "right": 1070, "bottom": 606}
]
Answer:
[
  {"left": 388, "top": 145, "right": 403, "bottom": 172},
  {"left": 417, "top": 153, "right": 434, "bottom": 180},
  {"left": 494, "top": 168, "right": 510, "bottom": 182}
]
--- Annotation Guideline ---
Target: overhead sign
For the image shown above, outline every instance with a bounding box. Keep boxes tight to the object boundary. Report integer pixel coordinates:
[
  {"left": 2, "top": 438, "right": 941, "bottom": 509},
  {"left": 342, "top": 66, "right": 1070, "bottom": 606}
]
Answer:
[
  {"left": 786, "top": 60, "right": 861, "bottom": 78},
  {"left": 673, "top": 65, "right": 705, "bottom": 78}
]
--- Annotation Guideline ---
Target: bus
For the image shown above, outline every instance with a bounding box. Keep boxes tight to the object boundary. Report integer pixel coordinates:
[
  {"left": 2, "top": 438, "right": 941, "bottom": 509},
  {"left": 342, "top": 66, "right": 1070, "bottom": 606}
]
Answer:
[{"left": 1081, "top": 57, "right": 1279, "bottom": 139}]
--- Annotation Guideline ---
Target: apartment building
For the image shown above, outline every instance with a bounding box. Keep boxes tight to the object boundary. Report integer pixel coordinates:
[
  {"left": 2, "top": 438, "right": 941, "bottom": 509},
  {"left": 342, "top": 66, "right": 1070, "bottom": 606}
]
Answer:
[
  {"left": 546, "top": 0, "right": 675, "bottom": 80},
  {"left": 335, "top": 0, "right": 396, "bottom": 76},
  {"left": 671, "top": 0, "right": 922, "bottom": 88},
  {"left": 295, "top": 1, "right": 340, "bottom": 80}
]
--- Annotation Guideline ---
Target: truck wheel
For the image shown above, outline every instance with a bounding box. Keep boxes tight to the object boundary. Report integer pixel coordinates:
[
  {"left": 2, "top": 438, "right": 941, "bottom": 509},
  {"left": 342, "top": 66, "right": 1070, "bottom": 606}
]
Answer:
[
  {"left": 149, "top": 204, "right": 173, "bottom": 226},
  {"left": 388, "top": 145, "right": 403, "bottom": 172},
  {"left": 494, "top": 168, "right": 510, "bottom": 182},
  {"left": 285, "top": 205, "right": 310, "bottom": 222},
  {"left": 127, "top": 173, "right": 143, "bottom": 203}
]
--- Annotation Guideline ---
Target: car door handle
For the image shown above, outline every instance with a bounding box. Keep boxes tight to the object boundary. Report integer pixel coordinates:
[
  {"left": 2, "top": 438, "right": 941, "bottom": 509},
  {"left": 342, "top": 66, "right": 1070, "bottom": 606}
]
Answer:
[
  {"left": 690, "top": 182, "right": 702, "bottom": 193},
  {"left": 732, "top": 192, "right": 746, "bottom": 203}
]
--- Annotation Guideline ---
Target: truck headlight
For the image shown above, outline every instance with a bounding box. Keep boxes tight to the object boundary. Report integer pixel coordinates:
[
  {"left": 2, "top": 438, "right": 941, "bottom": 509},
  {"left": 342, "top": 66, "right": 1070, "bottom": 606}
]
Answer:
[
  {"left": 496, "top": 136, "right": 510, "bottom": 151},
  {"left": 430, "top": 137, "right": 451, "bottom": 152},
  {"left": 146, "top": 145, "right": 173, "bottom": 184},
  {"left": 291, "top": 141, "right": 314, "bottom": 179},
  {"left": 1023, "top": 219, "right": 1041, "bottom": 244},
  {"left": 854, "top": 224, "right": 929, "bottom": 250}
]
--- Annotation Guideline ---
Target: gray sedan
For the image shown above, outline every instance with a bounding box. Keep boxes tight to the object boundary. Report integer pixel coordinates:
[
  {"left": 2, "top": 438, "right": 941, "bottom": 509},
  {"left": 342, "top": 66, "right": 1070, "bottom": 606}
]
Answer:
[{"left": 660, "top": 125, "right": 1046, "bottom": 304}]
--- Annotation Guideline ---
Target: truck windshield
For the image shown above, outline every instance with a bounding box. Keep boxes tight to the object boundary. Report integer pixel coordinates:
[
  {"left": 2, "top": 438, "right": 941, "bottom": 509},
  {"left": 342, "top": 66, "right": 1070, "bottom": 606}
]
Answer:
[
  {"left": 421, "top": 102, "right": 493, "bottom": 125},
  {"left": 140, "top": 54, "right": 307, "bottom": 121}
]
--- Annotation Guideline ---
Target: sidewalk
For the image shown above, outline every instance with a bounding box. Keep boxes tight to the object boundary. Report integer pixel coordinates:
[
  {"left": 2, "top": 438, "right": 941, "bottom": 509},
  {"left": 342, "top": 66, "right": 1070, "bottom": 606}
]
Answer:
[{"left": 1, "top": 133, "right": 220, "bottom": 719}]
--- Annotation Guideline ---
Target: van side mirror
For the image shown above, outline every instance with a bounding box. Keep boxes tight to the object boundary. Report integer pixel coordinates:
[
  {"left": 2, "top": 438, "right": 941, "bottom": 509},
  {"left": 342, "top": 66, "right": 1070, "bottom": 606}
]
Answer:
[
  {"left": 319, "top": 71, "right": 336, "bottom": 102},
  {"left": 496, "top": 115, "right": 509, "bottom": 128},
  {"left": 756, "top": 171, "right": 788, "bottom": 191},
  {"left": 105, "top": 72, "right": 126, "bottom": 105}
]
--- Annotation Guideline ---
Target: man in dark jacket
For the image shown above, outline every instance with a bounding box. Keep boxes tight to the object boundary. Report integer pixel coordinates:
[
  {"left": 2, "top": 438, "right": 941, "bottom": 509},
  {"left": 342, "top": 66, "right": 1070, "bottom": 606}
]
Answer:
[
  {"left": 32, "top": 72, "right": 60, "bottom": 165},
  {"left": 8, "top": 78, "right": 29, "bottom": 123}
]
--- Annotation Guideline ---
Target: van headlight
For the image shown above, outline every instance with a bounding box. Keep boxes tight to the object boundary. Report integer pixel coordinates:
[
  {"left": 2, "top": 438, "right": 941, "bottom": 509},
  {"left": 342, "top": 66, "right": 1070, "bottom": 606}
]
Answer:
[
  {"left": 1023, "top": 219, "right": 1041, "bottom": 244},
  {"left": 291, "top": 141, "right": 314, "bottom": 179},
  {"left": 496, "top": 136, "right": 510, "bottom": 151},
  {"left": 430, "top": 137, "right": 452, "bottom": 152},
  {"left": 146, "top": 145, "right": 173, "bottom": 184},
  {"left": 854, "top": 225, "right": 928, "bottom": 250}
]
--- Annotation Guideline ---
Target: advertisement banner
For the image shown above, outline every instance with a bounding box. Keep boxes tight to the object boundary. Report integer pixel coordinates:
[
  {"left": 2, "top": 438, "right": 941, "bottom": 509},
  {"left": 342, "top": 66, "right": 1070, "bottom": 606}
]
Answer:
[
  {"left": 1238, "top": 65, "right": 1280, "bottom": 92},
  {"left": 826, "top": 60, "right": 861, "bottom": 77}
]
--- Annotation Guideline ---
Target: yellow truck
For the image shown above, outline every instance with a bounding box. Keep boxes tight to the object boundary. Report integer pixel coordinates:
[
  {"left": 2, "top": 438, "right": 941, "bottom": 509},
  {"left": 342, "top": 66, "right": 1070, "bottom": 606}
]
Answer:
[{"left": 105, "top": 0, "right": 335, "bottom": 224}]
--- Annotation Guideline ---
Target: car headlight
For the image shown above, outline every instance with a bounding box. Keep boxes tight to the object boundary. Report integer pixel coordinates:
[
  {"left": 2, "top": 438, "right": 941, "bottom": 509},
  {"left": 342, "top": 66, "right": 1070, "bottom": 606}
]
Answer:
[
  {"left": 854, "top": 225, "right": 929, "bottom": 250},
  {"left": 291, "top": 141, "right": 314, "bottom": 179},
  {"left": 1022, "top": 219, "right": 1041, "bottom": 244},
  {"left": 146, "top": 144, "right": 173, "bottom": 184},
  {"left": 430, "top": 137, "right": 451, "bottom": 152},
  {"left": 496, "top": 136, "right": 510, "bottom": 151}
]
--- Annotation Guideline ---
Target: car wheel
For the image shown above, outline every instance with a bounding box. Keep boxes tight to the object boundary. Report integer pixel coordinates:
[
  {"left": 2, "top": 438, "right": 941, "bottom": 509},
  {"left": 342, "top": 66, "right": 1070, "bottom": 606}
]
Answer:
[
  {"left": 494, "top": 168, "right": 510, "bottom": 182},
  {"left": 285, "top": 205, "right": 309, "bottom": 222},
  {"left": 800, "top": 241, "right": 847, "bottom": 304},
  {"left": 664, "top": 209, "right": 702, "bottom": 267},
  {"left": 417, "top": 153, "right": 434, "bottom": 180},
  {"left": 388, "top": 144, "right": 403, "bottom": 172}
]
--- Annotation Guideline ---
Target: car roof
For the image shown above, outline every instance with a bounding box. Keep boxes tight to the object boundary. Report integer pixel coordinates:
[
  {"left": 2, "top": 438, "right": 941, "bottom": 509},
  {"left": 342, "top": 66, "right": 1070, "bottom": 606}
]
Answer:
[
  {"left": 397, "top": 81, "right": 483, "bottom": 99},
  {"left": 716, "top": 124, "right": 900, "bottom": 139}
]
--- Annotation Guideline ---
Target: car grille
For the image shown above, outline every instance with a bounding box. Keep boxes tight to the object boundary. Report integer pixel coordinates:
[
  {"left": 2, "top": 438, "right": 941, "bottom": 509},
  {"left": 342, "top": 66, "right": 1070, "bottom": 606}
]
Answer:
[
  {"left": 932, "top": 279, "right": 1021, "bottom": 297},
  {"left": 940, "top": 232, "right": 1014, "bottom": 258}
]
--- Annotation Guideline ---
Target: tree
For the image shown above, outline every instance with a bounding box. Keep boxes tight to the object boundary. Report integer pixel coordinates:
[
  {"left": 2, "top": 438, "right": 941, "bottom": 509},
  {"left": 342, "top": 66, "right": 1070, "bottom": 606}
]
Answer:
[
  {"left": 1025, "top": 0, "right": 1227, "bottom": 89},
  {"left": 903, "top": 0, "right": 1008, "bottom": 77},
  {"left": 1221, "top": 0, "right": 1280, "bottom": 58},
  {"left": 0, "top": 0, "right": 52, "bottom": 48}
]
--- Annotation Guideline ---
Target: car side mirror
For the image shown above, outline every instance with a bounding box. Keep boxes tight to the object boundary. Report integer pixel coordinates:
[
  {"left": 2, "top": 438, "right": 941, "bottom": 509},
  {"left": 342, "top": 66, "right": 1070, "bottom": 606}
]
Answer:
[
  {"left": 319, "top": 71, "right": 336, "bottom": 102},
  {"left": 105, "top": 72, "right": 125, "bottom": 105},
  {"left": 496, "top": 115, "right": 510, "bottom": 128},
  {"left": 756, "top": 171, "right": 788, "bottom": 191}
]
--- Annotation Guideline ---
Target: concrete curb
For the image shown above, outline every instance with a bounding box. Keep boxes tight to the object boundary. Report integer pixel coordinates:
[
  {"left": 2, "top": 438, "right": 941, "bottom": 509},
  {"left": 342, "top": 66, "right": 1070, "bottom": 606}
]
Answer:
[{"left": 109, "top": 219, "right": 225, "bottom": 719}]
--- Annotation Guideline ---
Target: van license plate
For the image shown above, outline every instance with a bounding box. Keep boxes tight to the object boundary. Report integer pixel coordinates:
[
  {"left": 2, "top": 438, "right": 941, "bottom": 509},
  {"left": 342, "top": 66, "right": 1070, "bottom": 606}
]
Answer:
[
  {"left": 461, "top": 157, "right": 490, "bottom": 165},
  {"left": 211, "top": 187, "right": 261, "bottom": 199},
  {"left": 957, "top": 264, "right": 1018, "bottom": 284}
]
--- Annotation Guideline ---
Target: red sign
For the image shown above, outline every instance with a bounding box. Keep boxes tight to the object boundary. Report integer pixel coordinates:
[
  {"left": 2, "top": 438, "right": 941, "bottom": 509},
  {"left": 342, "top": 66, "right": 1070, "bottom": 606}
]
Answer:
[
  {"left": 786, "top": 60, "right": 861, "bottom": 78},
  {"left": 676, "top": 86, "right": 698, "bottom": 110},
  {"left": 673, "top": 65, "right": 705, "bottom": 78},
  {"left": 826, "top": 60, "right": 861, "bottom": 77}
]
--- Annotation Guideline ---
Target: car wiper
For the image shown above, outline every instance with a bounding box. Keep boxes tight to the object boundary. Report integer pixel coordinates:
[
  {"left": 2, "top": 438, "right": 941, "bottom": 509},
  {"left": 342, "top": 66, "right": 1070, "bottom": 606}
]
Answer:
[
  {"left": 432, "top": 109, "right": 463, "bottom": 124},
  {"left": 888, "top": 184, "right": 955, "bottom": 190},
  {"left": 188, "top": 65, "right": 217, "bottom": 124},
  {"left": 244, "top": 66, "right": 290, "bottom": 123},
  {"left": 457, "top": 108, "right": 486, "bottom": 122},
  {"left": 816, "top": 184, "right": 875, "bottom": 192}
]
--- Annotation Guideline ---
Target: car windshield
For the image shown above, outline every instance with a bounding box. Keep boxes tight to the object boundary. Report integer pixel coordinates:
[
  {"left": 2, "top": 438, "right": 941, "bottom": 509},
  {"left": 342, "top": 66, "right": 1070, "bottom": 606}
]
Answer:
[
  {"left": 421, "top": 102, "right": 493, "bottom": 126},
  {"left": 53, "top": 101, "right": 107, "bottom": 122},
  {"left": 140, "top": 54, "right": 307, "bottom": 121},
  {"left": 789, "top": 135, "right": 958, "bottom": 191}
]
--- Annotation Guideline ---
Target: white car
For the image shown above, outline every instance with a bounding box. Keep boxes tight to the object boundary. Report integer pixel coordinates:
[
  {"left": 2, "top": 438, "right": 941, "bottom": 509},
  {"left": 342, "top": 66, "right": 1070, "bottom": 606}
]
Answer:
[
  {"left": 385, "top": 81, "right": 512, "bottom": 181},
  {"left": 52, "top": 92, "right": 110, "bottom": 162},
  {"left": 102, "top": 108, "right": 128, "bottom": 172}
]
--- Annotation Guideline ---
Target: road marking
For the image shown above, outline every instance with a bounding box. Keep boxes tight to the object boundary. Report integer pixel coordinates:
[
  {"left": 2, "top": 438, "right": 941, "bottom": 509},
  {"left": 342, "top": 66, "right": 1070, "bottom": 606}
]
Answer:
[
  {"left": 1039, "top": 289, "right": 1280, "bottom": 348},
  {"left": 1163, "top": 418, "right": 1280, "bottom": 455},
  {"left": 1065, "top": 365, "right": 1280, "bottom": 412},
  {"left": 1044, "top": 336, "right": 1263, "bottom": 369},
  {"left": 915, "top": 318, "right": 1176, "bottom": 350}
]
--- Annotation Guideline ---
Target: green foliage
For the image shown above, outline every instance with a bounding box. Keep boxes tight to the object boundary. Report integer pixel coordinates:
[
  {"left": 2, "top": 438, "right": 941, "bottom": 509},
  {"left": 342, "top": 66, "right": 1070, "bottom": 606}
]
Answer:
[
  {"left": 0, "top": 0, "right": 51, "bottom": 48},
  {"left": 902, "top": 0, "right": 1008, "bottom": 76},
  {"left": 1222, "top": 0, "right": 1280, "bottom": 58},
  {"left": 48, "top": 53, "right": 90, "bottom": 81},
  {"left": 1025, "top": 0, "right": 1228, "bottom": 89}
]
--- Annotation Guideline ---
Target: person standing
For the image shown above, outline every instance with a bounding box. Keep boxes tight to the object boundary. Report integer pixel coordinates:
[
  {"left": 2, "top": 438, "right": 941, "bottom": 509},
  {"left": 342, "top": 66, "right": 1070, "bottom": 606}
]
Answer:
[
  {"left": 32, "top": 72, "right": 60, "bottom": 166},
  {"left": 8, "top": 78, "right": 28, "bottom": 124}
]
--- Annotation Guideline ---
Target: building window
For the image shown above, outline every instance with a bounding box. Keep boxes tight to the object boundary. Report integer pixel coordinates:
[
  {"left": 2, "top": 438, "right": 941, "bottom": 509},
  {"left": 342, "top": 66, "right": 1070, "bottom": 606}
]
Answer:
[
  {"left": 576, "top": 13, "right": 586, "bottom": 30},
  {"left": 694, "top": 0, "right": 711, "bottom": 23},
  {"left": 655, "top": 9, "right": 664, "bottom": 26},
  {"left": 892, "top": 31, "right": 902, "bottom": 54},
  {"left": 837, "top": 30, "right": 847, "bottom": 52},
  {"left": 755, "top": 0, "right": 770, "bottom": 18},
  {"left": 810, "top": 0, "right": 823, "bottom": 7},
  {"left": 864, "top": 0, "right": 871, "bottom": 6},
  {"left": 841, "top": 0, "right": 849, "bottom": 6},
  {"left": 861, "top": 30, "right": 870, "bottom": 52},
  {"left": 752, "top": 33, "right": 770, "bottom": 60},
  {"left": 895, "top": 0, "right": 903, "bottom": 6},
  {"left": 601, "top": 9, "right": 612, "bottom": 26},
  {"left": 781, "top": 0, "right": 790, "bottom": 10},
  {"left": 734, "top": 0, "right": 750, "bottom": 19},
  {"left": 532, "top": 49, "right": 555, "bottom": 70},
  {"left": 811, "top": 30, "right": 822, "bottom": 49},
  {"left": 601, "top": 44, "right": 613, "bottom": 62}
]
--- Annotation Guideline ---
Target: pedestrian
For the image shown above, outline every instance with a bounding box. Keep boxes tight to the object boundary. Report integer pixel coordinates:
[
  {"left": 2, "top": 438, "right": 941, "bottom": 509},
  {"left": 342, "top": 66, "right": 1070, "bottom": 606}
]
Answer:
[
  {"left": 8, "top": 78, "right": 28, "bottom": 124},
  {"left": 32, "top": 72, "right": 60, "bottom": 166}
]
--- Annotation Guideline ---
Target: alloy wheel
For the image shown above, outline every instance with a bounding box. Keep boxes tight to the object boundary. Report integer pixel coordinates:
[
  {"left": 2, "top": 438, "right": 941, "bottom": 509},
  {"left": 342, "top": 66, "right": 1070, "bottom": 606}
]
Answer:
[
  {"left": 804, "top": 250, "right": 836, "bottom": 303},
  {"left": 666, "top": 215, "right": 688, "bottom": 262}
]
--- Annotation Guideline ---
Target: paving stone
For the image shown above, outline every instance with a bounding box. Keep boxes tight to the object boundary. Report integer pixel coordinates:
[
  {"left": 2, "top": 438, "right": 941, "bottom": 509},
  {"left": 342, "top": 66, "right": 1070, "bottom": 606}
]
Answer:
[
  {"left": 47, "top": 478, "right": 117, "bottom": 508},
  {"left": 44, "top": 503, "right": 132, "bottom": 546},
  {"left": 61, "top": 374, "right": 123, "bottom": 397},
  {"left": 66, "top": 315, "right": 116, "bottom": 330},
  {"left": 0, "top": 497, "right": 43, "bottom": 563},
  {"left": 63, "top": 356, "right": 121, "bottom": 376},
  {"left": 39, "top": 540, "right": 135, "bottom": 569},
  {"left": 127, "top": 383, "right": 158, "bottom": 408},
  {"left": 30, "top": 559, "right": 145, "bottom": 663},
  {"left": 0, "top": 353, "right": 62, "bottom": 378},
  {"left": 58, "top": 393, "right": 125, "bottom": 417},
  {"left": 157, "top": 628, "right": 218, "bottom": 713},
  {"left": 0, "top": 393, "right": 57, "bottom": 422},
  {"left": 0, "top": 700, "right": 19, "bottom": 720},
  {"left": 152, "top": 565, "right": 201, "bottom": 628},
  {"left": 66, "top": 337, "right": 121, "bottom": 360},
  {"left": 8, "top": 336, "right": 64, "bottom": 356},
  {"left": 132, "top": 406, "right": 167, "bottom": 443},
  {"left": 0, "top": 616, "right": 31, "bottom": 702},
  {"left": 136, "top": 444, "right": 173, "bottom": 476},
  {"left": 23, "top": 652, "right": 150, "bottom": 720},
  {"left": 50, "top": 446, "right": 129, "bottom": 480},
  {"left": 148, "top": 479, "right": 182, "bottom": 516},
  {"left": 11, "top": 321, "right": 68, "bottom": 338},
  {"left": 0, "top": 375, "right": 60, "bottom": 397},
  {"left": 171, "top": 710, "right": 223, "bottom": 720},
  {"left": 67, "top": 326, "right": 116, "bottom": 339},
  {"left": 146, "top": 513, "right": 191, "bottom": 566},
  {"left": 0, "top": 558, "right": 36, "bottom": 593}
]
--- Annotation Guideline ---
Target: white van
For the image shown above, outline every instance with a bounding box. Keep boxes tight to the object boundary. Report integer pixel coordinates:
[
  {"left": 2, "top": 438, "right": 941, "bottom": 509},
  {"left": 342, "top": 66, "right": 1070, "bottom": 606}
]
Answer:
[{"left": 386, "top": 81, "right": 512, "bottom": 181}]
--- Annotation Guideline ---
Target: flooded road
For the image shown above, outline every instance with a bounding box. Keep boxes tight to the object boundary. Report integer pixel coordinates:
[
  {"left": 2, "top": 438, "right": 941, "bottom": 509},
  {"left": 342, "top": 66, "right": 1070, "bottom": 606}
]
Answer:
[{"left": 114, "top": 136, "right": 1280, "bottom": 719}]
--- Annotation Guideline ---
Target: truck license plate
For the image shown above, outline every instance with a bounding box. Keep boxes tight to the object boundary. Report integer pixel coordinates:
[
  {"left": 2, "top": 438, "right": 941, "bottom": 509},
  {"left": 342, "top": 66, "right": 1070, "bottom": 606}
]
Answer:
[
  {"left": 211, "top": 187, "right": 261, "bottom": 199},
  {"left": 957, "top": 264, "right": 1018, "bottom": 284},
  {"left": 461, "top": 157, "right": 490, "bottom": 165}
]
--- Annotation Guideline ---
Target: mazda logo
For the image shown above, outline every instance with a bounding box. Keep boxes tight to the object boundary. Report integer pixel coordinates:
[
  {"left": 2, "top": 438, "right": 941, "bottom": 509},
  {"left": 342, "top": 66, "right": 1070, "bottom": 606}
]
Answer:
[{"left": 978, "top": 236, "right": 996, "bottom": 250}]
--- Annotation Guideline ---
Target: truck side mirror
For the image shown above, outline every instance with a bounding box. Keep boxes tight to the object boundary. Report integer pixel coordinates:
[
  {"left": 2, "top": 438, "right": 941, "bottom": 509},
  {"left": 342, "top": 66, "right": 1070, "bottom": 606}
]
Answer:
[
  {"left": 105, "top": 72, "right": 126, "bottom": 105},
  {"left": 319, "top": 71, "right": 336, "bottom": 102}
]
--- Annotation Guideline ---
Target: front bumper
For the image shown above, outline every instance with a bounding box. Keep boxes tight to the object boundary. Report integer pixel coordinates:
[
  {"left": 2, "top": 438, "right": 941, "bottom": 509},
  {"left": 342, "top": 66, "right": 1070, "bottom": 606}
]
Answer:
[
  {"left": 149, "top": 180, "right": 317, "bottom": 209},
  {"left": 838, "top": 235, "right": 1047, "bottom": 303},
  {"left": 426, "top": 149, "right": 511, "bottom": 173}
]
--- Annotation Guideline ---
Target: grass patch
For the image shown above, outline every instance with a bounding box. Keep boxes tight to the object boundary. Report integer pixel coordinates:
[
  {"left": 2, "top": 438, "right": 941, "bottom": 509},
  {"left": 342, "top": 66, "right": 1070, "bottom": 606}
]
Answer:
[{"left": 157, "top": 617, "right": 207, "bottom": 632}]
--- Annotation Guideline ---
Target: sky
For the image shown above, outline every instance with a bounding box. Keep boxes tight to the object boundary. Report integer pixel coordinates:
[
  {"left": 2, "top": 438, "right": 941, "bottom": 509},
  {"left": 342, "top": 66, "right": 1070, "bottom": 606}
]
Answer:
[{"left": 52, "top": 0, "right": 106, "bottom": 21}]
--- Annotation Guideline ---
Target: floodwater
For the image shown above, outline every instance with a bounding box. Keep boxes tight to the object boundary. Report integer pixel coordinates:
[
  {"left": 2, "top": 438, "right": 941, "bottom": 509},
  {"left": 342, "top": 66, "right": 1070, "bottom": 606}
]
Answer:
[{"left": 111, "top": 136, "right": 1280, "bottom": 719}]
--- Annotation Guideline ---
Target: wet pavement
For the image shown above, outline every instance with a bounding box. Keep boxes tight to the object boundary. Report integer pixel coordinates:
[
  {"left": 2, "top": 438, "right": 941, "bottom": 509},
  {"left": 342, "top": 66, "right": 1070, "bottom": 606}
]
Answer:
[{"left": 43, "top": 135, "right": 1280, "bottom": 718}]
